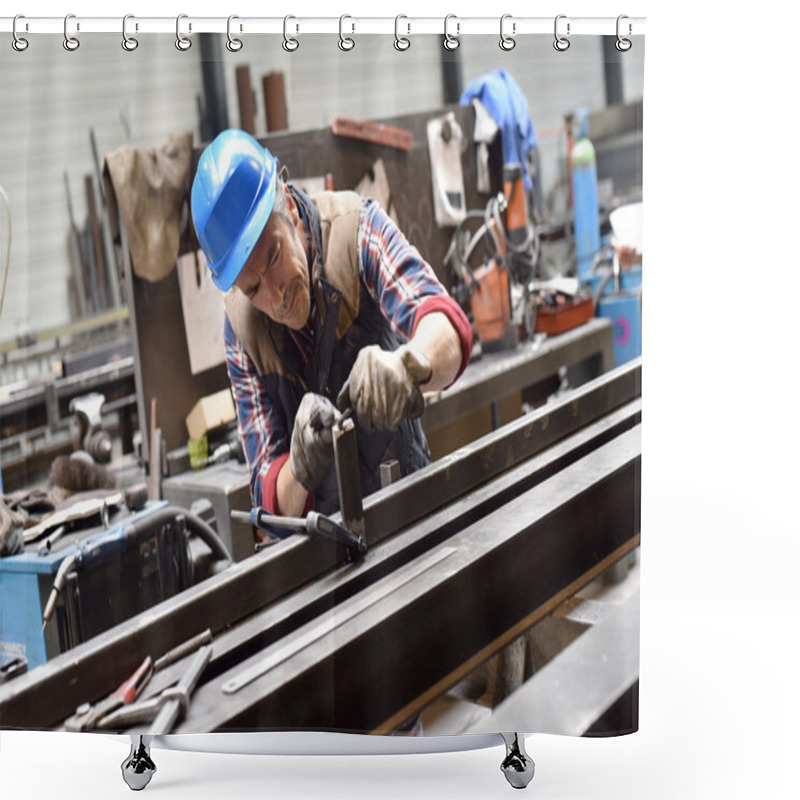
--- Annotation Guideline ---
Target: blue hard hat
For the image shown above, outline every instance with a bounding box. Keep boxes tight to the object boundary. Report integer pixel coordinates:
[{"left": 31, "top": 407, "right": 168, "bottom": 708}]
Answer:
[{"left": 191, "top": 129, "right": 278, "bottom": 292}]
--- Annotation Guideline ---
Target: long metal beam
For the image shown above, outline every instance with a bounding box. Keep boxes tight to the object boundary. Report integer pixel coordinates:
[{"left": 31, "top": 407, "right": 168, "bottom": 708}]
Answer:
[
  {"left": 130, "top": 399, "right": 640, "bottom": 721},
  {"left": 0, "top": 360, "right": 640, "bottom": 730},
  {"left": 179, "top": 426, "right": 640, "bottom": 733}
]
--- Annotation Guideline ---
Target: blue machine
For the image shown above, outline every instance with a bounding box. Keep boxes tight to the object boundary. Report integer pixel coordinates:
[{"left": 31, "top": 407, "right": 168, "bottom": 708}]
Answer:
[{"left": 0, "top": 501, "right": 175, "bottom": 671}]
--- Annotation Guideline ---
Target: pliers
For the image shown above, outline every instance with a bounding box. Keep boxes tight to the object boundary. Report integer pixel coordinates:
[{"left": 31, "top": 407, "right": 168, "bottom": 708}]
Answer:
[
  {"left": 95, "top": 645, "right": 212, "bottom": 733},
  {"left": 65, "top": 656, "right": 154, "bottom": 732}
]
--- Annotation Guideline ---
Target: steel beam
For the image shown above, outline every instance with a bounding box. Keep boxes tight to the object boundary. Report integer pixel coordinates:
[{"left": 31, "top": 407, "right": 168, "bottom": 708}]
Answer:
[
  {"left": 181, "top": 426, "right": 640, "bottom": 733},
  {"left": 130, "top": 398, "right": 640, "bottom": 724}
]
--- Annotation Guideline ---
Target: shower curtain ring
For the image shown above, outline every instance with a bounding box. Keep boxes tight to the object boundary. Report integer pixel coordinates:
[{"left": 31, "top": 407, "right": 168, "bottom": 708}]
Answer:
[
  {"left": 553, "top": 14, "right": 570, "bottom": 51},
  {"left": 122, "top": 15, "right": 139, "bottom": 51},
  {"left": 176, "top": 14, "right": 192, "bottom": 51},
  {"left": 283, "top": 16, "right": 299, "bottom": 51},
  {"left": 394, "top": 15, "right": 410, "bottom": 51},
  {"left": 615, "top": 15, "right": 632, "bottom": 51},
  {"left": 226, "top": 15, "right": 243, "bottom": 51},
  {"left": 339, "top": 15, "right": 355, "bottom": 51},
  {"left": 12, "top": 15, "right": 29, "bottom": 51},
  {"left": 499, "top": 14, "right": 516, "bottom": 51},
  {"left": 63, "top": 14, "right": 80, "bottom": 51},
  {"left": 443, "top": 14, "right": 460, "bottom": 51}
]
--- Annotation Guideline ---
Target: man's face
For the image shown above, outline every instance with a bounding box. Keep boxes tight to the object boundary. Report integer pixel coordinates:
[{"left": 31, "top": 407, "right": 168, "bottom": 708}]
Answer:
[{"left": 235, "top": 189, "right": 311, "bottom": 330}]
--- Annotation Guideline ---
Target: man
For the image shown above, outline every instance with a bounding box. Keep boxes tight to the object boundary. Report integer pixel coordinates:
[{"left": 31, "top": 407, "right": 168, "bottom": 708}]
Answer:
[{"left": 191, "top": 129, "right": 472, "bottom": 518}]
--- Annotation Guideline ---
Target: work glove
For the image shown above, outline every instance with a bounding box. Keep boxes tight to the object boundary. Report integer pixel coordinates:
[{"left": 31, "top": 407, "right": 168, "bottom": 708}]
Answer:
[
  {"left": 290, "top": 393, "right": 342, "bottom": 491},
  {"left": 337, "top": 344, "right": 432, "bottom": 433}
]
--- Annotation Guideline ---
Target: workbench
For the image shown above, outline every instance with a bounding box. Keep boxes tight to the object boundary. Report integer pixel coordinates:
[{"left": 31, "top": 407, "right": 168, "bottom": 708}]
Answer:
[{"left": 422, "top": 317, "right": 614, "bottom": 454}]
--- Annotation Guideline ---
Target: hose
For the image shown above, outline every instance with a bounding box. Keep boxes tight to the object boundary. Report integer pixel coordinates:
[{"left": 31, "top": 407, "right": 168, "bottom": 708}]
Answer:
[{"left": 122, "top": 506, "right": 232, "bottom": 564}]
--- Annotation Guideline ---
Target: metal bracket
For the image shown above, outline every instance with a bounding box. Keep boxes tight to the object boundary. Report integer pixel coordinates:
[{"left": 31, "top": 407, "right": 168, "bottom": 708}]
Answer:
[{"left": 332, "top": 415, "right": 366, "bottom": 550}]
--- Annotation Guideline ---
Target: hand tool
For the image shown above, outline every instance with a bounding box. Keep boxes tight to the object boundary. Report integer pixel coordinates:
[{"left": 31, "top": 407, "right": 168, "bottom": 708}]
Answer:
[
  {"left": 232, "top": 507, "right": 366, "bottom": 561},
  {"left": 65, "top": 656, "right": 154, "bottom": 731},
  {"left": 60, "top": 629, "right": 212, "bottom": 732},
  {"left": 96, "top": 645, "right": 212, "bottom": 734},
  {"left": 153, "top": 628, "right": 212, "bottom": 672}
]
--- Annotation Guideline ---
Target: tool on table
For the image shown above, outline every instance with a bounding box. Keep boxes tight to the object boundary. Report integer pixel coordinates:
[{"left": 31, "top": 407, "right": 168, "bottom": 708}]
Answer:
[
  {"left": 63, "top": 630, "right": 213, "bottom": 733},
  {"left": 96, "top": 644, "right": 212, "bottom": 734},
  {"left": 154, "top": 628, "right": 213, "bottom": 671},
  {"left": 233, "top": 507, "right": 366, "bottom": 561},
  {"left": 65, "top": 656, "right": 154, "bottom": 731}
]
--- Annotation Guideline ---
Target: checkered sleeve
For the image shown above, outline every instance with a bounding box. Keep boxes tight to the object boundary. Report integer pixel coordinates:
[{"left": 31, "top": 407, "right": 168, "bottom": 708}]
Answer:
[
  {"left": 224, "top": 315, "right": 290, "bottom": 513},
  {"left": 358, "top": 200, "right": 472, "bottom": 381}
]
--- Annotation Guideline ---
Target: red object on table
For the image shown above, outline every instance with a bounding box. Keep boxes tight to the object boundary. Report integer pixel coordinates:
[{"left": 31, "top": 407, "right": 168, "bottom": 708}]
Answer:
[{"left": 535, "top": 296, "right": 594, "bottom": 336}]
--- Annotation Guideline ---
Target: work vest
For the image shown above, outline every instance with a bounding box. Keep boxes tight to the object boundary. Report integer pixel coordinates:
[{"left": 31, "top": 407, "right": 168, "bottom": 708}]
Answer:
[{"left": 225, "top": 189, "right": 431, "bottom": 515}]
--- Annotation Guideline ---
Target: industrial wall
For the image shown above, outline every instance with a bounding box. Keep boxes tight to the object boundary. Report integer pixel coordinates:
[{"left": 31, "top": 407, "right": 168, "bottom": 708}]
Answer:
[{"left": 0, "top": 34, "right": 644, "bottom": 338}]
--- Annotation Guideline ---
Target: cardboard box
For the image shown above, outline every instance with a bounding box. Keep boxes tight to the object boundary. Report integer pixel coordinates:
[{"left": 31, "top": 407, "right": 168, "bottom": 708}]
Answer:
[{"left": 186, "top": 389, "right": 236, "bottom": 440}]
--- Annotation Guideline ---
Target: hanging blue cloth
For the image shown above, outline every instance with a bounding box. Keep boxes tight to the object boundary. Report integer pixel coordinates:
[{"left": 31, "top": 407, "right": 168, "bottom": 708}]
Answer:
[{"left": 460, "top": 69, "right": 538, "bottom": 190}]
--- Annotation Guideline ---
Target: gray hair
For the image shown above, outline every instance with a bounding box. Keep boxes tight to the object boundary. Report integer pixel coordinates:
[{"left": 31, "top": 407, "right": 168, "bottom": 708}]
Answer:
[{"left": 271, "top": 166, "right": 291, "bottom": 224}]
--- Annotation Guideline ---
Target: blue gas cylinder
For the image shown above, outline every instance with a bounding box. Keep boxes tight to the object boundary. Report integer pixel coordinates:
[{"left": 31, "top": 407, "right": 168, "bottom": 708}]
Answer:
[{"left": 571, "top": 109, "right": 600, "bottom": 280}]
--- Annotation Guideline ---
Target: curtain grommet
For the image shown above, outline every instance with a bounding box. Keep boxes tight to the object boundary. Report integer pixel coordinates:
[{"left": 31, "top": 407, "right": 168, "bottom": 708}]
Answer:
[
  {"left": 444, "top": 14, "right": 460, "bottom": 51},
  {"left": 63, "top": 14, "right": 80, "bottom": 52},
  {"left": 12, "top": 15, "right": 29, "bottom": 52},
  {"left": 553, "top": 14, "right": 570, "bottom": 52},
  {"left": 175, "top": 14, "right": 192, "bottom": 51}
]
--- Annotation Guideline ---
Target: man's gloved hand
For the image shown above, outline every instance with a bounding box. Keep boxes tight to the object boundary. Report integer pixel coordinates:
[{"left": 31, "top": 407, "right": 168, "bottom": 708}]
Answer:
[
  {"left": 290, "top": 393, "right": 342, "bottom": 491},
  {"left": 337, "top": 344, "right": 432, "bottom": 433}
]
